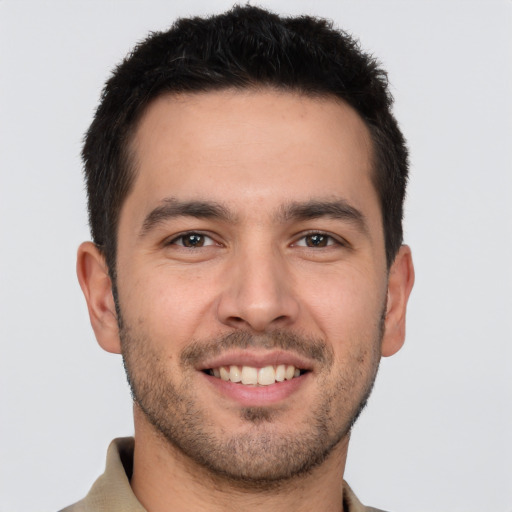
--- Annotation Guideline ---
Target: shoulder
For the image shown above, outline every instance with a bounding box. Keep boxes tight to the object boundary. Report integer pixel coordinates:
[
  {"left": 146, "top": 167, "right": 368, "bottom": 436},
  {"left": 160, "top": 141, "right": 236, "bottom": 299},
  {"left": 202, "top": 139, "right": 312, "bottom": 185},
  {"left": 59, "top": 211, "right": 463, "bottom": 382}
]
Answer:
[
  {"left": 58, "top": 438, "right": 145, "bottom": 512},
  {"left": 343, "top": 481, "right": 391, "bottom": 512}
]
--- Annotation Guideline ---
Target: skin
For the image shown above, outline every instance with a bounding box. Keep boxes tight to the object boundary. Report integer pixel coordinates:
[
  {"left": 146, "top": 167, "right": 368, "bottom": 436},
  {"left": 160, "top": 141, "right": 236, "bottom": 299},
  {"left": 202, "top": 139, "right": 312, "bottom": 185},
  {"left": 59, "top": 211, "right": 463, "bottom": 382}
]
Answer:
[{"left": 77, "top": 89, "right": 414, "bottom": 512}]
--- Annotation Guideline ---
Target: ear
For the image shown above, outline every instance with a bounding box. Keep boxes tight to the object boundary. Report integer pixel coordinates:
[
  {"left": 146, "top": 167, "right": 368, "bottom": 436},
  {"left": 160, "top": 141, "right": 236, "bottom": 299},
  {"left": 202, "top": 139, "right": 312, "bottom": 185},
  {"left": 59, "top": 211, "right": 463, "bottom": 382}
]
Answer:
[
  {"left": 381, "top": 245, "right": 415, "bottom": 357},
  {"left": 76, "top": 241, "right": 121, "bottom": 354}
]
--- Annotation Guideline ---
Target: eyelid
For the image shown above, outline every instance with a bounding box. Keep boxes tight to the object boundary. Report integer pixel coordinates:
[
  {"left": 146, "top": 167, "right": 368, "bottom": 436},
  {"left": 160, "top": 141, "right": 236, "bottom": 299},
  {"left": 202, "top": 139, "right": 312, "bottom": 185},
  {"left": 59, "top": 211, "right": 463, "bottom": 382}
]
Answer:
[
  {"left": 166, "top": 231, "right": 218, "bottom": 247},
  {"left": 292, "top": 230, "right": 347, "bottom": 248}
]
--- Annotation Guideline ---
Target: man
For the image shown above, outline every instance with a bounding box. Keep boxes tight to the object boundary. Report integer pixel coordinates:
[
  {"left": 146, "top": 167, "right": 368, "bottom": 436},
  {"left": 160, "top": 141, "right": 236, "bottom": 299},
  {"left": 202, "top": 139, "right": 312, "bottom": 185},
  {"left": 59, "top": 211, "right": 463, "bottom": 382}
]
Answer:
[{"left": 66, "top": 5, "right": 414, "bottom": 511}]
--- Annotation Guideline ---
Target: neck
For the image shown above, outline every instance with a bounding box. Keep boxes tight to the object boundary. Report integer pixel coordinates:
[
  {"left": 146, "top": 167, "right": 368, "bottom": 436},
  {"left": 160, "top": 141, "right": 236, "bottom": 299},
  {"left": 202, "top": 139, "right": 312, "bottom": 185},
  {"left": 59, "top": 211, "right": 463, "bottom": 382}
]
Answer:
[{"left": 130, "top": 408, "right": 349, "bottom": 512}]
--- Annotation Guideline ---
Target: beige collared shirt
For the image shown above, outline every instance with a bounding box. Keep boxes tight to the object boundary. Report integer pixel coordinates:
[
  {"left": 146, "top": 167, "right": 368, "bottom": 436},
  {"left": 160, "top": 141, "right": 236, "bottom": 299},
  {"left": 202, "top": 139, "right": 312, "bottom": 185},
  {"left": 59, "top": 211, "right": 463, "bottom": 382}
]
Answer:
[{"left": 60, "top": 438, "right": 387, "bottom": 512}]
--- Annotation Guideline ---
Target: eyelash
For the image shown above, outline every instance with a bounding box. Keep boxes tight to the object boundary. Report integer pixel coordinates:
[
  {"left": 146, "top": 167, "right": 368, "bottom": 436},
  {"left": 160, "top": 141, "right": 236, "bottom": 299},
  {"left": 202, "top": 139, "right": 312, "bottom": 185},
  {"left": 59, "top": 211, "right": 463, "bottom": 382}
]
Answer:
[
  {"left": 293, "top": 231, "right": 345, "bottom": 248},
  {"left": 166, "top": 231, "right": 345, "bottom": 249},
  {"left": 167, "top": 232, "right": 217, "bottom": 248}
]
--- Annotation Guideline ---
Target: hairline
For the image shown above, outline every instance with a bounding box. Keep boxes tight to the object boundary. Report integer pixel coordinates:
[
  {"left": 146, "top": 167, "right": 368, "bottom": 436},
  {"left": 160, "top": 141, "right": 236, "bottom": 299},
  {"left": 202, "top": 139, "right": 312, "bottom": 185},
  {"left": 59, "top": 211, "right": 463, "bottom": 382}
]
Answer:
[{"left": 105, "top": 84, "right": 391, "bottom": 279}]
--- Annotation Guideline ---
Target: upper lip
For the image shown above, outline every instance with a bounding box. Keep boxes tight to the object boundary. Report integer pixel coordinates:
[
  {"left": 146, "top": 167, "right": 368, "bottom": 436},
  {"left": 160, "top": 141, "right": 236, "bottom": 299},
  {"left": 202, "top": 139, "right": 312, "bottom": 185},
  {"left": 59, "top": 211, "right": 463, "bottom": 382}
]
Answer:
[{"left": 197, "top": 350, "right": 315, "bottom": 372}]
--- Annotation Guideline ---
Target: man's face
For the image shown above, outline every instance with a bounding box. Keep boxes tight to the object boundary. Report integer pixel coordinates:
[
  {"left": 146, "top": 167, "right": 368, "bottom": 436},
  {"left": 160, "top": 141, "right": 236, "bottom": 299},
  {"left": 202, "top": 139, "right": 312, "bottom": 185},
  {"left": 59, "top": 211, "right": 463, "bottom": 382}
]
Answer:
[{"left": 115, "top": 89, "right": 392, "bottom": 482}]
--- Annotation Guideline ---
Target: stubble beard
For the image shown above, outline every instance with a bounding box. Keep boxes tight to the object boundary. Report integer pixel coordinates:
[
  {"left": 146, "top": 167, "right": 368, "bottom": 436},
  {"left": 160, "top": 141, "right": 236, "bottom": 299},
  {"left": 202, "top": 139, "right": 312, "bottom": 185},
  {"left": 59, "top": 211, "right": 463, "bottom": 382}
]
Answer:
[{"left": 119, "top": 317, "right": 383, "bottom": 488}]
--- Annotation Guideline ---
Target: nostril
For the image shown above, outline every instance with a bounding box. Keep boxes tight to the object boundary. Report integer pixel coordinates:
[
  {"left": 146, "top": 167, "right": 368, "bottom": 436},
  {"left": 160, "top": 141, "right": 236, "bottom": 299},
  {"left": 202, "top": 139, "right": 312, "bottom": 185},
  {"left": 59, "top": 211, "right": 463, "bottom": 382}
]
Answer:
[
  {"left": 217, "top": 287, "right": 300, "bottom": 331},
  {"left": 228, "top": 316, "right": 245, "bottom": 324},
  {"left": 224, "top": 313, "right": 292, "bottom": 332}
]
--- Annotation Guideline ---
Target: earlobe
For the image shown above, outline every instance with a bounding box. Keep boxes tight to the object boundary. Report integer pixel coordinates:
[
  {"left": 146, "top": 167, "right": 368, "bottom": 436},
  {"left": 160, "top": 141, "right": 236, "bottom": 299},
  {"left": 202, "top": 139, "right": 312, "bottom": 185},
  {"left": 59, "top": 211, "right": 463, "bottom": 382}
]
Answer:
[
  {"left": 381, "top": 245, "right": 415, "bottom": 357},
  {"left": 76, "top": 241, "right": 122, "bottom": 354}
]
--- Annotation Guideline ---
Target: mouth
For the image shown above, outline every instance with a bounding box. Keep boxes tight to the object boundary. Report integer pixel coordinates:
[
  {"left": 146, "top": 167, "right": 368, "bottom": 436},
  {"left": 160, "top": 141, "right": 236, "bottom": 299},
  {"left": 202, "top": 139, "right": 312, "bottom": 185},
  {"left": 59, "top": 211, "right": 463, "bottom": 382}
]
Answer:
[
  {"left": 198, "top": 352, "right": 314, "bottom": 406},
  {"left": 204, "top": 364, "right": 308, "bottom": 386}
]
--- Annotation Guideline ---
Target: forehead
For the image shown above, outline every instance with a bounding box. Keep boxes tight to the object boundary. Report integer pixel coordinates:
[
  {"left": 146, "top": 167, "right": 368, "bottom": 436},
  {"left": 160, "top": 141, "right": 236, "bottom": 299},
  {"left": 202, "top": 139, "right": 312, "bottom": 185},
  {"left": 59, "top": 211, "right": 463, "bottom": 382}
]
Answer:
[{"left": 123, "top": 88, "right": 379, "bottom": 228}]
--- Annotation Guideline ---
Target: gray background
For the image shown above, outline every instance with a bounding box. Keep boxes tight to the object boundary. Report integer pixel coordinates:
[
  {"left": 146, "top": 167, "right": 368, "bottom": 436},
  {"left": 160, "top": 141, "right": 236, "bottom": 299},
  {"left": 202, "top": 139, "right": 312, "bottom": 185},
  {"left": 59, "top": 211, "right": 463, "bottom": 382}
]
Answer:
[{"left": 1, "top": 1, "right": 511, "bottom": 510}]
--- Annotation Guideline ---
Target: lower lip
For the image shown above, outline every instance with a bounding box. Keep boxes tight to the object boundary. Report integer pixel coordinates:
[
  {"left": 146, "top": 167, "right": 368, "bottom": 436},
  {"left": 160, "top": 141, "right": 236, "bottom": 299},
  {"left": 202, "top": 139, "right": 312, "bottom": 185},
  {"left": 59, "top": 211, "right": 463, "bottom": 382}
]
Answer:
[{"left": 202, "top": 372, "right": 309, "bottom": 407}]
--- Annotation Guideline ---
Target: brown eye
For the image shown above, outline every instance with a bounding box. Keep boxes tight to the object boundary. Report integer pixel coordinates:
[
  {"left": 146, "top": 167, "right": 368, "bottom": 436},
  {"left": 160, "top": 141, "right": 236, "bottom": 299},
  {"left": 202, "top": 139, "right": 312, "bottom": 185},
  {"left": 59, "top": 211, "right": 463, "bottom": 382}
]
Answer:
[
  {"left": 171, "top": 233, "right": 214, "bottom": 248},
  {"left": 182, "top": 234, "right": 204, "bottom": 247},
  {"left": 304, "top": 234, "right": 329, "bottom": 247}
]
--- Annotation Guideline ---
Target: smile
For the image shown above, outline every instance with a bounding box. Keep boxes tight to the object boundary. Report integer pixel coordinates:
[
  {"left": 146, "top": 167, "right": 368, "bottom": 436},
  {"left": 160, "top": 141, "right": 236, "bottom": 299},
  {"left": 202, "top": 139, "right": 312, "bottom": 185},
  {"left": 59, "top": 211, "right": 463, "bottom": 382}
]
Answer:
[{"left": 205, "top": 364, "right": 306, "bottom": 386}]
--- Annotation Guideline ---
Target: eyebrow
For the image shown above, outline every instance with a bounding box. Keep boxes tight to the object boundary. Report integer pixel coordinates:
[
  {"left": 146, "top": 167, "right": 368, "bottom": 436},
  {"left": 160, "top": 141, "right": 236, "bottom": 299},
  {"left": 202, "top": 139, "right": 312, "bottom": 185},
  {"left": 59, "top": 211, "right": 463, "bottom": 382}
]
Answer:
[
  {"left": 277, "top": 199, "right": 368, "bottom": 233},
  {"left": 139, "top": 197, "right": 368, "bottom": 237},
  {"left": 139, "top": 198, "right": 234, "bottom": 237}
]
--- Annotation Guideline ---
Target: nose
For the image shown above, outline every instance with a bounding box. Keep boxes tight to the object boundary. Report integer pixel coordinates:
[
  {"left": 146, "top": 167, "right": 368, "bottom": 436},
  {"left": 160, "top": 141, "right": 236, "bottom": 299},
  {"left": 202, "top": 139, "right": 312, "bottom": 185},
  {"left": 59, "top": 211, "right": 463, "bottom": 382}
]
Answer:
[{"left": 216, "top": 244, "right": 300, "bottom": 332}]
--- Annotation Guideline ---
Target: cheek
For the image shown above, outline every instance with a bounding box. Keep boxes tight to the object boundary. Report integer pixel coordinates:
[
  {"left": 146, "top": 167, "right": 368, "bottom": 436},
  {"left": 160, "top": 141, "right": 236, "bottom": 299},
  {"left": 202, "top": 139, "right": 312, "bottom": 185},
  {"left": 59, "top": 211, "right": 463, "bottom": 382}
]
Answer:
[
  {"left": 119, "top": 265, "right": 218, "bottom": 347},
  {"left": 297, "top": 265, "right": 386, "bottom": 338}
]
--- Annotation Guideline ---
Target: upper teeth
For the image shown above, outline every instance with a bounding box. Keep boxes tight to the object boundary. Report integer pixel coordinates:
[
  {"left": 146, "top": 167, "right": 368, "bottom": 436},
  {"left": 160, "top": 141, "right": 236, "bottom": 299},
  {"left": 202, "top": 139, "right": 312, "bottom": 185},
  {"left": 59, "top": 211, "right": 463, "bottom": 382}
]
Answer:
[{"left": 211, "top": 365, "right": 301, "bottom": 386}]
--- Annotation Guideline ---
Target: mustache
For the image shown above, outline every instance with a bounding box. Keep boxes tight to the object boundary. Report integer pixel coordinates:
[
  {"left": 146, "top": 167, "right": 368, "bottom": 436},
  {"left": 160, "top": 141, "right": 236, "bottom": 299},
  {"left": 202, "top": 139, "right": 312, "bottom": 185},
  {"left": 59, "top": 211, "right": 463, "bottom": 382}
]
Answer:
[{"left": 180, "top": 330, "right": 334, "bottom": 368}]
